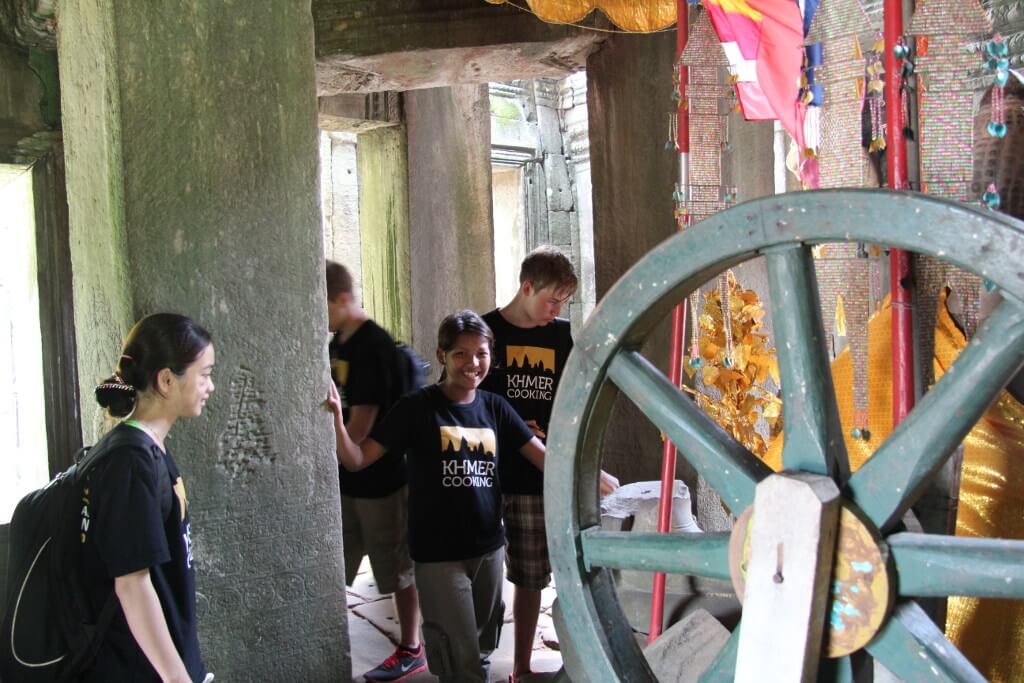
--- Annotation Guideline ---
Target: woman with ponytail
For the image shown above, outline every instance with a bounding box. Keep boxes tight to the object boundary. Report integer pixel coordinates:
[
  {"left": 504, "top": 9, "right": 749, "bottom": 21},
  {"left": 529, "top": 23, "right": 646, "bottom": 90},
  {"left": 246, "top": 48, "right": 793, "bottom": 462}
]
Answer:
[{"left": 83, "top": 313, "right": 215, "bottom": 683}]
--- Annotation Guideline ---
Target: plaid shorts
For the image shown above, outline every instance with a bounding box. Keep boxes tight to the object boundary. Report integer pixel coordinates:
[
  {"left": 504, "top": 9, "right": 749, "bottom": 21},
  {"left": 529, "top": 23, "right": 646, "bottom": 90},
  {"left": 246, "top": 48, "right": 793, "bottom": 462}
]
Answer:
[{"left": 502, "top": 494, "right": 551, "bottom": 590}]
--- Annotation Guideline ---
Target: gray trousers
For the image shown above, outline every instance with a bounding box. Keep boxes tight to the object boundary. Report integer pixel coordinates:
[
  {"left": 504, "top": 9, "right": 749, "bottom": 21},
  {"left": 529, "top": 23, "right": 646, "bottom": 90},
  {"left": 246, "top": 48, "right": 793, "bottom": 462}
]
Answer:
[{"left": 414, "top": 548, "right": 505, "bottom": 683}]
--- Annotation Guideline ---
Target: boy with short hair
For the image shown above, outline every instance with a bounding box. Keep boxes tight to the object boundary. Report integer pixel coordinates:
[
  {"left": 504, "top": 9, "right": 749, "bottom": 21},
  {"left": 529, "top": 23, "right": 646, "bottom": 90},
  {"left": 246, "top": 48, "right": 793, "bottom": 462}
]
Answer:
[
  {"left": 482, "top": 246, "right": 615, "bottom": 680},
  {"left": 325, "top": 261, "right": 426, "bottom": 682}
]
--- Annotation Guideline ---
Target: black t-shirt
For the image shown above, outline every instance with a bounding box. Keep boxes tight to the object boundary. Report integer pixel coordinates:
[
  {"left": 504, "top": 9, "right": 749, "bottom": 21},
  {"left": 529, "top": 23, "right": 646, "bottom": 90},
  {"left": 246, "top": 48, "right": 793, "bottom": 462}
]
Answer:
[
  {"left": 370, "top": 385, "right": 534, "bottom": 562},
  {"left": 480, "top": 309, "right": 573, "bottom": 495},
  {"left": 330, "top": 319, "right": 407, "bottom": 498},
  {"left": 79, "top": 423, "right": 205, "bottom": 683}
]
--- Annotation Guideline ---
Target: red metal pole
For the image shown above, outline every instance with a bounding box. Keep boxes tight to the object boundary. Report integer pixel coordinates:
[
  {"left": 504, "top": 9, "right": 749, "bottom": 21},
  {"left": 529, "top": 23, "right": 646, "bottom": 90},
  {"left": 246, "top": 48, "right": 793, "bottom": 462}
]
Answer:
[
  {"left": 648, "top": 301, "right": 686, "bottom": 641},
  {"left": 884, "top": 0, "right": 914, "bottom": 423},
  {"left": 649, "top": 0, "right": 689, "bottom": 642}
]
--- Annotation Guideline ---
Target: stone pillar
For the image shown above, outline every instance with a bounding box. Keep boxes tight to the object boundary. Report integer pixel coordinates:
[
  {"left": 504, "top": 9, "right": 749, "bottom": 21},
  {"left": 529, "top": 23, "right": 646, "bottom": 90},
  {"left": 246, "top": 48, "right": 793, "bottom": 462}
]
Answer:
[
  {"left": 320, "top": 130, "right": 363, "bottom": 305},
  {"left": 358, "top": 126, "right": 413, "bottom": 343},
  {"left": 559, "top": 72, "right": 596, "bottom": 326},
  {"left": 406, "top": 85, "right": 495, "bottom": 368},
  {"left": 586, "top": 32, "right": 679, "bottom": 485},
  {"left": 58, "top": 3, "right": 349, "bottom": 680}
]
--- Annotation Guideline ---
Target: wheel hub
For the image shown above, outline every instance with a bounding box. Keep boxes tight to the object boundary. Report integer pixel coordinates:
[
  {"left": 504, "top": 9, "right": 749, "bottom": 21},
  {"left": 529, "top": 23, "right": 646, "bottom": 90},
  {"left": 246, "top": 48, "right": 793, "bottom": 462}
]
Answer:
[{"left": 728, "top": 499, "right": 894, "bottom": 658}]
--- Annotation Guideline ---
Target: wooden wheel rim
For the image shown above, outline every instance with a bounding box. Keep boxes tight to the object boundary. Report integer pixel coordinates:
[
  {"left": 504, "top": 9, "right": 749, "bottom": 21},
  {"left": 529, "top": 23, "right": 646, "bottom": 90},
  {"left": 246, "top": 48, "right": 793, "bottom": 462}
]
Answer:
[{"left": 545, "top": 189, "right": 1024, "bottom": 682}]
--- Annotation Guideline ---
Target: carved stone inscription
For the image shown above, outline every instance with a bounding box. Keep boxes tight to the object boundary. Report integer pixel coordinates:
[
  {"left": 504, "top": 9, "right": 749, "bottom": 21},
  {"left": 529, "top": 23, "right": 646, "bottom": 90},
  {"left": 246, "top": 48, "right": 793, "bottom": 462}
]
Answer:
[{"left": 217, "top": 367, "right": 274, "bottom": 479}]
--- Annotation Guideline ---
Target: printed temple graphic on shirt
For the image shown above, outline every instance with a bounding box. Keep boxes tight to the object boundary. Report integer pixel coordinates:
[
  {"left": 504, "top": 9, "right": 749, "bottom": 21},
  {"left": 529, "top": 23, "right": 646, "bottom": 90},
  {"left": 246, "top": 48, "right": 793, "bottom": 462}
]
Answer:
[
  {"left": 331, "top": 359, "right": 350, "bottom": 405},
  {"left": 439, "top": 426, "right": 497, "bottom": 488},
  {"left": 440, "top": 426, "right": 496, "bottom": 457},
  {"left": 506, "top": 346, "right": 556, "bottom": 373},
  {"left": 331, "top": 359, "right": 349, "bottom": 386},
  {"left": 504, "top": 346, "right": 556, "bottom": 401}
]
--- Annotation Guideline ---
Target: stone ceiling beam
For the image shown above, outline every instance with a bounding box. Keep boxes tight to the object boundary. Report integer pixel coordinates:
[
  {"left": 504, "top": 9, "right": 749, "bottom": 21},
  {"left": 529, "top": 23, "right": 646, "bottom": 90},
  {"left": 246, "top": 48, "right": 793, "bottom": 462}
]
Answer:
[{"left": 313, "top": 0, "right": 605, "bottom": 94}]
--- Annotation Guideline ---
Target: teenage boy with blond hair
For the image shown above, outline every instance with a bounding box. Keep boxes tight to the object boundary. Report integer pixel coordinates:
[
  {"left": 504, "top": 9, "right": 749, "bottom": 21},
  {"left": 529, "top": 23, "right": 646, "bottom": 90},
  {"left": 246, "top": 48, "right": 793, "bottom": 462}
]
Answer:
[{"left": 482, "top": 246, "right": 617, "bottom": 681}]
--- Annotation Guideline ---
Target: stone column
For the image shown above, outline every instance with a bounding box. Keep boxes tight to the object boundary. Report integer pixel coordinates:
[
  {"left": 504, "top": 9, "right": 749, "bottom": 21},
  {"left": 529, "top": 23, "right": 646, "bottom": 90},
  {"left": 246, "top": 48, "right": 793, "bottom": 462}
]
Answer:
[
  {"left": 406, "top": 85, "right": 495, "bottom": 368},
  {"left": 559, "top": 72, "right": 596, "bottom": 325},
  {"left": 321, "top": 130, "right": 363, "bottom": 305},
  {"left": 358, "top": 126, "right": 413, "bottom": 343},
  {"left": 58, "top": 3, "right": 349, "bottom": 680},
  {"left": 586, "top": 32, "right": 679, "bottom": 485}
]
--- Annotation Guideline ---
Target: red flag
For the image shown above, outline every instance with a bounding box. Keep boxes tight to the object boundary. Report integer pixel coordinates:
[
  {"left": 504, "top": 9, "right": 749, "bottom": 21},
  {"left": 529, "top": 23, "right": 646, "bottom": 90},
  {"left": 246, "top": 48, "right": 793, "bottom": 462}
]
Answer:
[{"left": 703, "top": 0, "right": 807, "bottom": 151}]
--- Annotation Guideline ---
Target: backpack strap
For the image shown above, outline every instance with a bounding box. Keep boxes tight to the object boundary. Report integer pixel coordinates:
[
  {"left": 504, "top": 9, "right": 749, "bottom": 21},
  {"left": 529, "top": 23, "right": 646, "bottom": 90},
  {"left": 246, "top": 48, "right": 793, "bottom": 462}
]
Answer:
[{"left": 76, "top": 426, "right": 154, "bottom": 477}]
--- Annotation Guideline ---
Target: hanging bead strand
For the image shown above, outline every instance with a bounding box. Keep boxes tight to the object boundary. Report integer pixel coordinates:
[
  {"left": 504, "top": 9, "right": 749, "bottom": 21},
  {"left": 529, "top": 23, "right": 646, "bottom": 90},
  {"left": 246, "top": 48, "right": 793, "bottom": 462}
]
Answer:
[
  {"left": 688, "top": 291, "right": 703, "bottom": 369},
  {"left": 981, "top": 33, "right": 1008, "bottom": 210},
  {"left": 985, "top": 33, "right": 1009, "bottom": 139},
  {"left": 719, "top": 273, "right": 734, "bottom": 368},
  {"left": 867, "top": 33, "right": 887, "bottom": 153}
]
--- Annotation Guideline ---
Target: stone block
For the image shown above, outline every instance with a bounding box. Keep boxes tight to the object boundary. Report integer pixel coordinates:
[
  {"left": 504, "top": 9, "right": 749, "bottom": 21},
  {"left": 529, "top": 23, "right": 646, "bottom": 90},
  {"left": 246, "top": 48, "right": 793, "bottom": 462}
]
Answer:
[
  {"left": 642, "top": 608, "right": 730, "bottom": 683},
  {"left": 318, "top": 91, "right": 402, "bottom": 130},
  {"left": 600, "top": 480, "right": 739, "bottom": 627},
  {"left": 615, "top": 586, "right": 741, "bottom": 637},
  {"left": 536, "top": 97, "right": 564, "bottom": 153},
  {"left": 600, "top": 480, "right": 702, "bottom": 534},
  {"left": 544, "top": 152, "right": 574, "bottom": 211},
  {"left": 547, "top": 210, "right": 573, "bottom": 247}
]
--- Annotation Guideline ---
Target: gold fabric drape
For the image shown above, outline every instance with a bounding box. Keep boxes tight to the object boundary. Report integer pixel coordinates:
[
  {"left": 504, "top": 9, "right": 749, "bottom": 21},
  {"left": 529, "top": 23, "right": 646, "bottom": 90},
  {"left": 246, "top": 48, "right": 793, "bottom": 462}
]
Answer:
[
  {"left": 764, "top": 295, "right": 1024, "bottom": 680},
  {"left": 484, "top": 0, "right": 677, "bottom": 32}
]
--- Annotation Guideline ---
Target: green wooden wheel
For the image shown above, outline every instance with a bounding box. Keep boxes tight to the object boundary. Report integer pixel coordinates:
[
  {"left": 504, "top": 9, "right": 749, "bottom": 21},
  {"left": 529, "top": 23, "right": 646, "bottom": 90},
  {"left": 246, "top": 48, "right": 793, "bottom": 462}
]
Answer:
[{"left": 545, "top": 189, "right": 1024, "bottom": 682}]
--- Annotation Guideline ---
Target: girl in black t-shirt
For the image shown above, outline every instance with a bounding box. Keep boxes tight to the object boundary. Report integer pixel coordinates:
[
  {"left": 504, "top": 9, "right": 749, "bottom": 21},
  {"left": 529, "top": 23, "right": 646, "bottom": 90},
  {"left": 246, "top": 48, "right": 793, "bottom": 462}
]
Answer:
[
  {"left": 85, "top": 313, "right": 215, "bottom": 683},
  {"left": 331, "top": 310, "right": 544, "bottom": 683}
]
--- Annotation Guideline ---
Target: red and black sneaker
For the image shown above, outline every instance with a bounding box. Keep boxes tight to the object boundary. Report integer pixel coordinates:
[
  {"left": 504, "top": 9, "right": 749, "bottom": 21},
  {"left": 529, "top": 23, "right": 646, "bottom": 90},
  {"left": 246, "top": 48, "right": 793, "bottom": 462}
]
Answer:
[{"left": 364, "top": 644, "right": 427, "bottom": 682}]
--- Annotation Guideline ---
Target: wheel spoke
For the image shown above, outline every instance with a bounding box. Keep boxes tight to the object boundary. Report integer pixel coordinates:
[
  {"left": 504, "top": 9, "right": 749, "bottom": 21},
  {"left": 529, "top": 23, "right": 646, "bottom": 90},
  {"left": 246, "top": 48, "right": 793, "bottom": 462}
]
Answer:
[
  {"left": 579, "top": 527, "right": 731, "bottom": 579},
  {"left": 866, "top": 601, "right": 985, "bottom": 682},
  {"left": 607, "top": 350, "right": 772, "bottom": 511},
  {"left": 847, "top": 298, "right": 1024, "bottom": 531},
  {"left": 699, "top": 623, "right": 740, "bottom": 683},
  {"left": 890, "top": 532, "right": 1024, "bottom": 599},
  {"left": 764, "top": 245, "right": 850, "bottom": 481}
]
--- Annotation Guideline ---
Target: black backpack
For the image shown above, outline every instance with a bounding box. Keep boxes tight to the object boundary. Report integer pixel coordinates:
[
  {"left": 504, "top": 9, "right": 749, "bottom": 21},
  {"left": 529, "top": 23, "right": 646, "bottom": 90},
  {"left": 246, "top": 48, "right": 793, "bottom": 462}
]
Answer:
[
  {"left": 0, "top": 428, "right": 151, "bottom": 682},
  {"left": 395, "top": 342, "right": 431, "bottom": 398}
]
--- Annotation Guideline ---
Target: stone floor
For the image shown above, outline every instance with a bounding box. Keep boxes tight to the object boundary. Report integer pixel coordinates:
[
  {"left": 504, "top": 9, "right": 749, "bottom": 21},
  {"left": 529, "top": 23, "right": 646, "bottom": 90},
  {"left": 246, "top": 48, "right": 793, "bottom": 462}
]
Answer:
[{"left": 347, "top": 558, "right": 564, "bottom": 682}]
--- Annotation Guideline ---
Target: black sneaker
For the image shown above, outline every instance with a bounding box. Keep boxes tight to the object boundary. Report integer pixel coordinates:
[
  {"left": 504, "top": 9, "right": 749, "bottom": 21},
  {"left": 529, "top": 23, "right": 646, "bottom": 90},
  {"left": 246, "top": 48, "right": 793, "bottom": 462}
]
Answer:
[{"left": 364, "top": 644, "right": 427, "bottom": 682}]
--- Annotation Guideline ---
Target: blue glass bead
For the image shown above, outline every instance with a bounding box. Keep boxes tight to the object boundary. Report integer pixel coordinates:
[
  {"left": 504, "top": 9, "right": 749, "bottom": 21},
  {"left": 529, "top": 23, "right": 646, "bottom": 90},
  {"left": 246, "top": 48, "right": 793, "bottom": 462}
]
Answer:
[
  {"left": 994, "top": 70, "right": 1009, "bottom": 87},
  {"left": 983, "top": 190, "right": 1001, "bottom": 209},
  {"left": 722, "top": 357, "right": 733, "bottom": 369},
  {"left": 987, "top": 121, "right": 1007, "bottom": 138},
  {"left": 851, "top": 427, "right": 863, "bottom": 439},
  {"left": 984, "top": 279, "right": 997, "bottom": 292},
  {"left": 688, "top": 357, "right": 703, "bottom": 369},
  {"left": 893, "top": 44, "right": 908, "bottom": 59},
  {"left": 986, "top": 40, "right": 1009, "bottom": 57}
]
